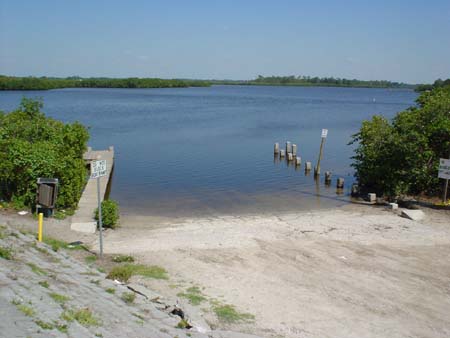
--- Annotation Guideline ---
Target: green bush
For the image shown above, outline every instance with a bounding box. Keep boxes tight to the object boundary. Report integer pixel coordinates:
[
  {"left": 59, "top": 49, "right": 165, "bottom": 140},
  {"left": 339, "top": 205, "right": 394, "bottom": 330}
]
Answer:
[
  {"left": 350, "top": 84, "right": 450, "bottom": 198},
  {"left": 95, "top": 199, "right": 119, "bottom": 229},
  {"left": 0, "top": 98, "right": 89, "bottom": 209}
]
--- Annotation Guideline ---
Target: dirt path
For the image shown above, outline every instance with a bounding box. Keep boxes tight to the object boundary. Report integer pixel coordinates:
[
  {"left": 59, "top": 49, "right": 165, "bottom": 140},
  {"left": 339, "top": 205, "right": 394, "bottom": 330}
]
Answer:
[{"left": 96, "top": 205, "right": 450, "bottom": 338}]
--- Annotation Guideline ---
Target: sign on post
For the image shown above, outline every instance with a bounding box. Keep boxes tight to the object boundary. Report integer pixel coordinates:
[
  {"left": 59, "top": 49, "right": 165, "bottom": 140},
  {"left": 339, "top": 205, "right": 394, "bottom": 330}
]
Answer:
[
  {"left": 91, "top": 160, "right": 107, "bottom": 258},
  {"left": 438, "top": 158, "right": 450, "bottom": 179},
  {"left": 91, "top": 160, "right": 107, "bottom": 179},
  {"left": 439, "top": 158, "right": 450, "bottom": 203},
  {"left": 321, "top": 129, "right": 328, "bottom": 138}
]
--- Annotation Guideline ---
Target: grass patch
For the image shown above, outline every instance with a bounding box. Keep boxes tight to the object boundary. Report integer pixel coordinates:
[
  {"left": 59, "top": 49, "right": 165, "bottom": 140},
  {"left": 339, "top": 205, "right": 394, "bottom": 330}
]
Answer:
[
  {"left": 105, "top": 288, "right": 115, "bottom": 294},
  {"left": 38, "top": 280, "right": 49, "bottom": 288},
  {"left": 213, "top": 304, "right": 254, "bottom": 323},
  {"left": 27, "top": 263, "right": 48, "bottom": 275},
  {"left": 0, "top": 246, "right": 13, "bottom": 260},
  {"left": 42, "top": 237, "right": 69, "bottom": 251},
  {"left": 90, "top": 279, "right": 100, "bottom": 285},
  {"left": 176, "top": 318, "right": 191, "bottom": 329},
  {"left": 16, "top": 303, "right": 35, "bottom": 317},
  {"left": 106, "top": 264, "right": 168, "bottom": 282},
  {"left": 49, "top": 292, "right": 70, "bottom": 304},
  {"left": 85, "top": 255, "right": 97, "bottom": 264},
  {"left": 35, "top": 320, "right": 54, "bottom": 330},
  {"left": 55, "top": 322, "right": 68, "bottom": 333},
  {"left": 177, "top": 286, "right": 207, "bottom": 306},
  {"left": 42, "top": 236, "right": 86, "bottom": 252},
  {"left": 112, "top": 254, "right": 134, "bottom": 263},
  {"left": 60, "top": 308, "right": 100, "bottom": 327},
  {"left": 121, "top": 292, "right": 136, "bottom": 304}
]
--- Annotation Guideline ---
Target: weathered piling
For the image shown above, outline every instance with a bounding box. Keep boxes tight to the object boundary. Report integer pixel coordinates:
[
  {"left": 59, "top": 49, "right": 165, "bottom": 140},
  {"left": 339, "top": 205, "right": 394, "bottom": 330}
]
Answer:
[
  {"left": 368, "top": 193, "right": 377, "bottom": 203},
  {"left": 286, "top": 141, "right": 292, "bottom": 154},
  {"left": 337, "top": 177, "right": 345, "bottom": 189},
  {"left": 314, "top": 166, "right": 320, "bottom": 176},
  {"left": 274, "top": 143, "right": 280, "bottom": 154},
  {"left": 287, "top": 152, "right": 293, "bottom": 161},
  {"left": 292, "top": 144, "right": 297, "bottom": 156},
  {"left": 279, "top": 150, "right": 285, "bottom": 158},
  {"left": 295, "top": 156, "right": 301, "bottom": 166},
  {"left": 305, "top": 161, "right": 312, "bottom": 171},
  {"left": 351, "top": 184, "right": 359, "bottom": 197},
  {"left": 325, "top": 171, "right": 332, "bottom": 184}
]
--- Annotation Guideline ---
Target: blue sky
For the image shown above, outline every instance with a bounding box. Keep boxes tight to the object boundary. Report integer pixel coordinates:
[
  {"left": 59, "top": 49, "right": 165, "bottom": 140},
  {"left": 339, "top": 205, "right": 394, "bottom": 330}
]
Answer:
[{"left": 0, "top": 0, "right": 449, "bottom": 83}]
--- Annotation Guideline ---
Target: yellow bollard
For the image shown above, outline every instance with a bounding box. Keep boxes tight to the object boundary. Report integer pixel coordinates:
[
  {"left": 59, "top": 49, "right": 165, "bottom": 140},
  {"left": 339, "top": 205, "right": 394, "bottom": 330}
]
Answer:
[{"left": 38, "top": 213, "right": 43, "bottom": 242}]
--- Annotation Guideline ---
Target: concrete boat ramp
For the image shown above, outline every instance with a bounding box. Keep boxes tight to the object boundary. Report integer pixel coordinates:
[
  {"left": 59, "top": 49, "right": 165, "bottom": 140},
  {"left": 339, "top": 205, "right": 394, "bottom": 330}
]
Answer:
[{"left": 71, "top": 146, "right": 114, "bottom": 233}]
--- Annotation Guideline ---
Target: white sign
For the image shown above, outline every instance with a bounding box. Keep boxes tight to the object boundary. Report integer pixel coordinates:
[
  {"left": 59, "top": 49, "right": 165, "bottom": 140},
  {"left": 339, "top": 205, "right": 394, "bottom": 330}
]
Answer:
[
  {"left": 91, "top": 160, "right": 107, "bottom": 179},
  {"left": 438, "top": 158, "right": 450, "bottom": 180},
  {"left": 321, "top": 129, "right": 328, "bottom": 138}
]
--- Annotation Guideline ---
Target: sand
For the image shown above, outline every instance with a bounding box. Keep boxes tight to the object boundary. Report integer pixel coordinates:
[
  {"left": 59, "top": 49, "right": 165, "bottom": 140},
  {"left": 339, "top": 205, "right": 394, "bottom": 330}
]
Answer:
[
  {"left": 95, "top": 204, "right": 450, "bottom": 338},
  {"left": 3, "top": 204, "right": 450, "bottom": 337}
]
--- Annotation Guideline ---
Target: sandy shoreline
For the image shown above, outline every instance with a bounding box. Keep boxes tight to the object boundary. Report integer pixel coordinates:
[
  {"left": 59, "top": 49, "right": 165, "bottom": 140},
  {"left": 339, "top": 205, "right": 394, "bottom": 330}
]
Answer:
[{"left": 2, "top": 204, "right": 450, "bottom": 337}]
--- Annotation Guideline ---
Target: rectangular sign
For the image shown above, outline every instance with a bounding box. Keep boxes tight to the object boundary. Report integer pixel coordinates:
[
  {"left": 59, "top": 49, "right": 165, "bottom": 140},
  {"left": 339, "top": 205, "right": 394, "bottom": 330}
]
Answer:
[
  {"left": 438, "top": 158, "right": 450, "bottom": 180},
  {"left": 91, "top": 160, "right": 107, "bottom": 179},
  {"left": 321, "top": 129, "right": 328, "bottom": 138}
]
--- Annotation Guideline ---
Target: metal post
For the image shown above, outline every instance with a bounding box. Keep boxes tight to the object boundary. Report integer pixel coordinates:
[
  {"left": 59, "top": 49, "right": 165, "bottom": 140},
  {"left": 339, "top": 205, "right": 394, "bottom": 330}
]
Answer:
[
  {"left": 315, "top": 137, "right": 325, "bottom": 176},
  {"left": 444, "top": 177, "right": 449, "bottom": 203},
  {"left": 97, "top": 176, "right": 103, "bottom": 258},
  {"left": 38, "top": 213, "right": 43, "bottom": 242}
]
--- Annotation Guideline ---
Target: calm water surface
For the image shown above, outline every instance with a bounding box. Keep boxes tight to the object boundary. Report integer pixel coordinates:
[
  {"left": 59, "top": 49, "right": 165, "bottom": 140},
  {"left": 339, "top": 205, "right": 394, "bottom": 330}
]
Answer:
[{"left": 0, "top": 86, "right": 417, "bottom": 217}]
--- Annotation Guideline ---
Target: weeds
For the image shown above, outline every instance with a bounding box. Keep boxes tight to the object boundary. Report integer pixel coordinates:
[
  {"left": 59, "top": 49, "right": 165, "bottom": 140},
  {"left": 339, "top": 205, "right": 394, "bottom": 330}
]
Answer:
[
  {"left": 61, "top": 308, "right": 100, "bottom": 327},
  {"left": 49, "top": 292, "right": 70, "bottom": 304},
  {"left": 38, "top": 281, "right": 49, "bottom": 288},
  {"left": 0, "top": 246, "right": 13, "bottom": 260},
  {"left": 105, "top": 288, "right": 115, "bottom": 294},
  {"left": 107, "top": 264, "right": 168, "bottom": 282},
  {"left": 213, "top": 304, "right": 254, "bottom": 323},
  {"left": 121, "top": 292, "right": 136, "bottom": 304},
  {"left": 112, "top": 255, "right": 134, "bottom": 263},
  {"left": 35, "top": 320, "right": 54, "bottom": 330},
  {"left": 177, "top": 286, "right": 206, "bottom": 306},
  {"left": 85, "top": 255, "right": 97, "bottom": 264},
  {"left": 27, "top": 263, "right": 48, "bottom": 275},
  {"left": 16, "top": 303, "right": 35, "bottom": 317}
]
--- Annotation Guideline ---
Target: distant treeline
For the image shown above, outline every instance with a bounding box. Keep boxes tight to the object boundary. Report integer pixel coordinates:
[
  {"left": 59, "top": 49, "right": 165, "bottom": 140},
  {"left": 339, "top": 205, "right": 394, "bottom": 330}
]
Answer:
[
  {"left": 415, "top": 78, "right": 450, "bottom": 92},
  {"left": 0, "top": 76, "right": 210, "bottom": 90},
  {"left": 212, "top": 75, "right": 415, "bottom": 89}
]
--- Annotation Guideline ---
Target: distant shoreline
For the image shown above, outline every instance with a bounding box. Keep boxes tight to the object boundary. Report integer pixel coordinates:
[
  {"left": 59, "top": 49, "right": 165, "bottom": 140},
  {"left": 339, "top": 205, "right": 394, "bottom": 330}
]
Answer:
[{"left": 0, "top": 75, "right": 418, "bottom": 91}]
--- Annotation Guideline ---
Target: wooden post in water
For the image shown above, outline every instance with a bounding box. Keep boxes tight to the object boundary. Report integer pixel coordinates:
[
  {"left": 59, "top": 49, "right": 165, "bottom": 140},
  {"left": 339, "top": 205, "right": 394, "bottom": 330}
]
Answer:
[
  {"left": 274, "top": 143, "right": 280, "bottom": 154},
  {"left": 287, "top": 153, "right": 293, "bottom": 161},
  {"left": 279, "top": 150, "right": 285, "bottom": 158},
  {"left": 286, "top": 141, "right": 292, "bottom": 154},
  {"left": 292, "top": 144, "right": 297, "bottom": 156},
  {"left": 337, "top": 177, "right": 344, "bottom": 189},
  {"left": 315, "top": 129, "right": 328, "bottom": 176},
  {"left": 295, "top": 156, "right": 301, "bottom": 166},
  {"left": 325, "top": 171, "right": 332, "bottom": 184},
  {"left": 305, "top": 161, "right": 312, "bottom": 171}
]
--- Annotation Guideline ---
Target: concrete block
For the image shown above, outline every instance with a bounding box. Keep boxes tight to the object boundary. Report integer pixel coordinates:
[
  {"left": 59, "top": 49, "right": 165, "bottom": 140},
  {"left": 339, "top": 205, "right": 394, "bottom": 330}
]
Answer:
[
  {"left": 71, "top": 222, "right": 97, "bottom": 234},
  {"left": 368, "top": 193, "right": 376, "bottom": 202},
  {"left": 401, "top": 209, "right": 425, "bottom": 221},
  {"left": 389, "top": 203, "right": 398, "bottom": 210}
]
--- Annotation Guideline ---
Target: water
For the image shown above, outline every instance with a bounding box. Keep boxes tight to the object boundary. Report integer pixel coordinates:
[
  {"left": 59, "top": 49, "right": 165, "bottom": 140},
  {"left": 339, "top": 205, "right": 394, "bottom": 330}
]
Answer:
[{"left": 0, "top": 85, "right": 417, "bottom": 218}]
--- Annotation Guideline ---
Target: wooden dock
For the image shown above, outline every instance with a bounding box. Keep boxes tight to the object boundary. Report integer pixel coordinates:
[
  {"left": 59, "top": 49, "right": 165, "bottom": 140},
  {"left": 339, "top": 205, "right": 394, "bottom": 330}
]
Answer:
[{"left": 70, "top": 146, "right": 114, "bottom": 233}]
